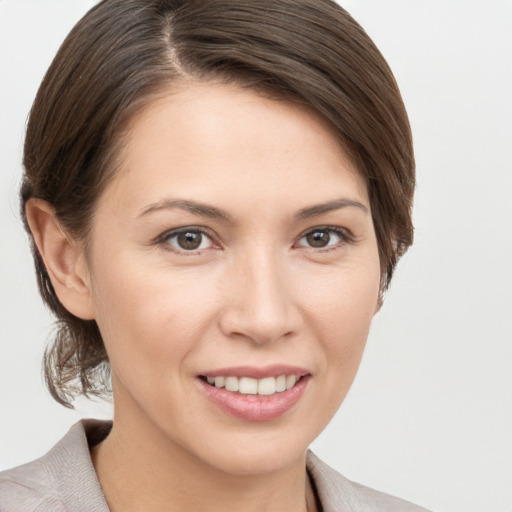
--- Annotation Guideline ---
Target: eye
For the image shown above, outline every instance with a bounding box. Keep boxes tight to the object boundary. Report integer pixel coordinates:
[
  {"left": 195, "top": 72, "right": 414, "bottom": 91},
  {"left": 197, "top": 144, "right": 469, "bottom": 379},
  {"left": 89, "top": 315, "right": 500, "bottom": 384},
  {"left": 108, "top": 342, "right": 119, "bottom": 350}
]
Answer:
[
  {"left": 160, "top": 227, "right": 216, "bottom": 252},
  {"left": 295, "top": 227, "right": 351, "bottom": 250}
]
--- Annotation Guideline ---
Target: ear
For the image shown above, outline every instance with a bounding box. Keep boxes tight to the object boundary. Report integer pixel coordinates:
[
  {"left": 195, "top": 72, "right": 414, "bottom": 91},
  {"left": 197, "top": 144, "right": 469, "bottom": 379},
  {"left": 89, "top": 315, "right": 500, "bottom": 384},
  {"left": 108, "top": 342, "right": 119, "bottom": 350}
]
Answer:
[{"left": 25, "top": 198, "right": 95, "bottom": 320}]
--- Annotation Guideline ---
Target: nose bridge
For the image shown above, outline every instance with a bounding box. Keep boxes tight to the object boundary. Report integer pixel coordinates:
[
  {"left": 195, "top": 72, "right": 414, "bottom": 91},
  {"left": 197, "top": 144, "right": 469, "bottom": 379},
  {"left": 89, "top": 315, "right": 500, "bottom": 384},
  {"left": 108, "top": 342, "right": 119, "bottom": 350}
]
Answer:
[{"left": 220, "top": 244, "right": 300, "bottom": 344}]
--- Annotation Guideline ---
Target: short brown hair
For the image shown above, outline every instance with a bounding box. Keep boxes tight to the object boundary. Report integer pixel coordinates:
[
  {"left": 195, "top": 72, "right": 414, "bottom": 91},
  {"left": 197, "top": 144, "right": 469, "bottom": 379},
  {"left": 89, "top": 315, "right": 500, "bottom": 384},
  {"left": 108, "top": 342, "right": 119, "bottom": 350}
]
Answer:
[{"left": 21, "top": 0, "right": 415, "bottom": 407}]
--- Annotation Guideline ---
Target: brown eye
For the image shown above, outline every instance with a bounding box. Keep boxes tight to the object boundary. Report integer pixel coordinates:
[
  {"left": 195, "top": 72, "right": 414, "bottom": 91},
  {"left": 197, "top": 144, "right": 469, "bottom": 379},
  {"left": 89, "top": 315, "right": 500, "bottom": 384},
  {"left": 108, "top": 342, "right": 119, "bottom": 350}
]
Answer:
[
  {"left": 296, "top": 227, "right": 348, "bottom": 250},
  {"left": 163, "top": 228, "right": 214, "bottom": 252},
  {"left": 177, "top": 231, "right": 203, "bottom": 250},
  {"left": 306, "top": 230, "right": 331, "bottom": 248}
]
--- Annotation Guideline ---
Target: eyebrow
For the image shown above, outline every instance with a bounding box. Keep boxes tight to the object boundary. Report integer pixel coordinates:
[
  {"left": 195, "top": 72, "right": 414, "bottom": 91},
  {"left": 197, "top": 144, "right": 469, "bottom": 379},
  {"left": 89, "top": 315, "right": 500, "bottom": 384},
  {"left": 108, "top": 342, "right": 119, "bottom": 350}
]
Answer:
[
  {"left": 138, "top": 196, "right": 368, "bottom": 223},
  {"left": 294, "top": 198, "right": 368, "bottom": 220},
  {"left": 138, "top": 199, "right": 235, "bottom": 223}
]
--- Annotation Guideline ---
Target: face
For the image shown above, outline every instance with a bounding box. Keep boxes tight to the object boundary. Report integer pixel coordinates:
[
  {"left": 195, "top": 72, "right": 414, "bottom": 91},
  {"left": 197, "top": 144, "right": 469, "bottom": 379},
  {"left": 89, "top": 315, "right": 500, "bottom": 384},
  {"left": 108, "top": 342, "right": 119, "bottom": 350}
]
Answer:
[{"left": 84, "top": 82, "right": 380, "bottom": 475}]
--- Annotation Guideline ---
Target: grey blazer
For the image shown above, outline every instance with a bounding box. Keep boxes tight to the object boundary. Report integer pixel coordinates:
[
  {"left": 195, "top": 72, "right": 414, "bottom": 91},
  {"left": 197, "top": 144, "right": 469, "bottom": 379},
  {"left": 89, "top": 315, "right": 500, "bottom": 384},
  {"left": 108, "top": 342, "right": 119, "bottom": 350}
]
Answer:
[{"left": 0, "top": 420, "right": 430, "bottom": 511}]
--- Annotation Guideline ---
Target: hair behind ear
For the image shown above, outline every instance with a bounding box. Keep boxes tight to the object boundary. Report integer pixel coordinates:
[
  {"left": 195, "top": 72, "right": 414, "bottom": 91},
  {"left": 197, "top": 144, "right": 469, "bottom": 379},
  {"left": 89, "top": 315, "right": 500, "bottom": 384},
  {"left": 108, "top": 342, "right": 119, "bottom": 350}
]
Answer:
[{"left": 25, "top": 198, "right": 109, "bottom": 407}]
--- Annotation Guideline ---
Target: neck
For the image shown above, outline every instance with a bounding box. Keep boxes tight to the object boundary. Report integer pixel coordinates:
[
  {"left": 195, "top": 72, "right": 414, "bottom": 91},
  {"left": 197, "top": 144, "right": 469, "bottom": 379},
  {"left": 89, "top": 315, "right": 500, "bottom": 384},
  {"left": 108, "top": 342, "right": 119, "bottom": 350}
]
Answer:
[{"left": 91, "top": 413, "right": 317, "bottom": 512}]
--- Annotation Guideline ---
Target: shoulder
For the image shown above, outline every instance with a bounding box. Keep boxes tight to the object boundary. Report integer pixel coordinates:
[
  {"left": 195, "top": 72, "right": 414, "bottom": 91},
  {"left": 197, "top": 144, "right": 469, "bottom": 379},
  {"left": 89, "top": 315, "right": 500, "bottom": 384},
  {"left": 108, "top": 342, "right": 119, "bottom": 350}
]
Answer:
[
  {"left": 0, "top": 420, "right": 110, "bottom": 512},
  {"left": 306, "top": 451, "right": 431, "bottom": 512},
  {"left": 0, "top": 457, "right": 61, "bottom": 512}
]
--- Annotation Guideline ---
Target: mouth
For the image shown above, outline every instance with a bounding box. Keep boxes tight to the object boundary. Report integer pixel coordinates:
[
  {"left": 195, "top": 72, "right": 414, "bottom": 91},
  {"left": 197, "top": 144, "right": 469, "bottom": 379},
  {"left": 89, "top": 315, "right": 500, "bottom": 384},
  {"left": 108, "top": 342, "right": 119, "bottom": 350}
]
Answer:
[
  {"left": 197, "top": 366, "right": 311, "bottom": 422},
  {"left": 199, "top": 374, "right": 304, "bottom": 396}
]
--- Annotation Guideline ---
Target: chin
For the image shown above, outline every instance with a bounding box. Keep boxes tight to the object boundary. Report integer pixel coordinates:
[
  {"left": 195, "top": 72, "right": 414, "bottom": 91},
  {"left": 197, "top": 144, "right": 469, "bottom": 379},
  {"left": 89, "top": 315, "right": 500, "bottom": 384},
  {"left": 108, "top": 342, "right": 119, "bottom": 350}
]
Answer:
[
  {"left": 192, "top": 427, "right": 314, "bottom": 477},
  {"left": 209, "top": 450, "right": 306, "bottom": 477}
]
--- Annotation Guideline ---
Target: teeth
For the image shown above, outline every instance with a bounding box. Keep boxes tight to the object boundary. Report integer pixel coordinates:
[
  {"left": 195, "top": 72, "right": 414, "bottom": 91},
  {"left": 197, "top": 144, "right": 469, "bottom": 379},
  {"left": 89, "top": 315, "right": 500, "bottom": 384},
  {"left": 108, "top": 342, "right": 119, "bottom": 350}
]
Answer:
[
  {"left": 258, "top": 377, "right": 276, "bottom": 395},
  {"left": 286, "top": 375, "right": 297, "bottom": 390},
  {"left": 207, "top": 374, "right": 302, "bottom": 395},
  {"left": 275, "top": 375, "right": 286, "bottom": 392},
  {"left": 239, "top": 377, "right": 258, "bottom": 394},
  {"left": 225, "top": 376, "right": 239, "bottom": 392}
]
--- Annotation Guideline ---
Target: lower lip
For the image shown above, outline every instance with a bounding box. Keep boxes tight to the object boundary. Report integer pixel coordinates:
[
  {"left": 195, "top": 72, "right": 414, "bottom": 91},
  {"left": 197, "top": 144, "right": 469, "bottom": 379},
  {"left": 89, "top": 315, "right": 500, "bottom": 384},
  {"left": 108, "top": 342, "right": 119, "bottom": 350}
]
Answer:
[{"left": 198, "top": 375, "right": 310, "bottom": 422}]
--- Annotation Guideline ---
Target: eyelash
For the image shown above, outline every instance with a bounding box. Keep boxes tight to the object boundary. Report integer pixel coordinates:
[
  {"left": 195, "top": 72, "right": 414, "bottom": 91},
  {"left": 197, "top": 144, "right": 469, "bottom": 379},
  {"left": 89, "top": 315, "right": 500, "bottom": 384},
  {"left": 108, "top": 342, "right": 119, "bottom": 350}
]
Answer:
[
  {"left": 155, "top": 225, "right": 355, "bottom": 254},
  {"left": 156, "top": 226, "right": 219, "bottom": 254},
  {"left": 294, "top": 226, "right": 355, "bottom": 252}
]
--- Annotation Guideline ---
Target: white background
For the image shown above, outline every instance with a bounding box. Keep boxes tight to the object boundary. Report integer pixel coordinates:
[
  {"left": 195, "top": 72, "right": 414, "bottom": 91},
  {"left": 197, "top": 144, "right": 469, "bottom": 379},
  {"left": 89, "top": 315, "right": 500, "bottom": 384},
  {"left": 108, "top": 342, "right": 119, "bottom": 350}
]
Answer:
[{"left": 1, "top": 1, "right": 511, "bottom": 511}]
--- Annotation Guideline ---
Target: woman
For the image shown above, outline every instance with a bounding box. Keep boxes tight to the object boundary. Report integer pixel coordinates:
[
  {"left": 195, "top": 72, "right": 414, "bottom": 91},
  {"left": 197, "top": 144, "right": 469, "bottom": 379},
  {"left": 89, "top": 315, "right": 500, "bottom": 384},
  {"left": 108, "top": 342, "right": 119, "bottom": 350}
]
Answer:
[{"left": 0, "top": 0, "right": 429, "bottom": 510}]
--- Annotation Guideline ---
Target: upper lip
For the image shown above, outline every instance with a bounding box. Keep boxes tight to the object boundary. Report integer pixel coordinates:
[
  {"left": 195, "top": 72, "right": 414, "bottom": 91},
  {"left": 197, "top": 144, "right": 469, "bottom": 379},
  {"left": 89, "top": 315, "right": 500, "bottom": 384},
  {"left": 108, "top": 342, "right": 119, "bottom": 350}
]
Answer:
[{"left": 200, "top": 365, "right": 310, "bottom": 380}]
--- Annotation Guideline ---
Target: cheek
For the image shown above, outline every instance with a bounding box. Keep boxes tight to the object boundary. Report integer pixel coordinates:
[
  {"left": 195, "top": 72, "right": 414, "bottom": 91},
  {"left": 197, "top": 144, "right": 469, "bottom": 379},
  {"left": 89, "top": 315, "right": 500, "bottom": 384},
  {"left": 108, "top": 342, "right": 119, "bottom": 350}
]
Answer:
[
  {"left": 89, "top": 257, "right": 221, "bottom": 378},
  {"left": 306, "top": 257, "right": 379, "bottom": 331},
  {"left": 302, "top": 255, "right": 380, "bottom": 372}
]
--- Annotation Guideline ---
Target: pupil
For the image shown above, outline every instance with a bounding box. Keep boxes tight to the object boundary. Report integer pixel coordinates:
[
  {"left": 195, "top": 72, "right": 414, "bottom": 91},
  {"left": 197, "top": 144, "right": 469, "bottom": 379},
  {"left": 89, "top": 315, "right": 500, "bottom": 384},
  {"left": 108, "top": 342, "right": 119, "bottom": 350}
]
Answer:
[
  {"left": 178, "top": 231, "right": 202, "bottom": 250},
  {"left": 307, "top": 230, "right": 330, "bottom": 248}
]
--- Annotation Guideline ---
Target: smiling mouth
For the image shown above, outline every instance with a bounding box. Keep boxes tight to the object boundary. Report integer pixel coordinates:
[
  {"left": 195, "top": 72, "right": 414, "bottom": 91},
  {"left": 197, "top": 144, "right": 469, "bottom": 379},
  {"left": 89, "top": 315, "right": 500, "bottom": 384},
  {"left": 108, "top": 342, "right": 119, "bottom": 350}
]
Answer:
[
  {"left": 198, "top": 371, "right": 310, "bottom": 421},
  {"left": 200, "top": 374, "right": 305, "bottom": 397}
]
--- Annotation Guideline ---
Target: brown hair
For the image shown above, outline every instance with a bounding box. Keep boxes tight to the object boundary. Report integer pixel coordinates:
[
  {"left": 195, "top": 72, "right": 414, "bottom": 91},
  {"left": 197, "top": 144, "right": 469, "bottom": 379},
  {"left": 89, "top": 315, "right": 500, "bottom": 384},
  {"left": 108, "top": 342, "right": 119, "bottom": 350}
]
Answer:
[{"left": 21, "top": 0, "right": 415, "bottom": 407}]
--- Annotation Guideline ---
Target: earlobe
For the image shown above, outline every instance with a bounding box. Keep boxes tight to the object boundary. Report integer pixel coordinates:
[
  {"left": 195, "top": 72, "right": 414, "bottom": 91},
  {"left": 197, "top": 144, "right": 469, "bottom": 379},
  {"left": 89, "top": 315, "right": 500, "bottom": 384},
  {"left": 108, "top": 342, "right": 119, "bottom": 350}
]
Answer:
[{"left": 25, "top": 198, "right": 95, "bottom": 320}]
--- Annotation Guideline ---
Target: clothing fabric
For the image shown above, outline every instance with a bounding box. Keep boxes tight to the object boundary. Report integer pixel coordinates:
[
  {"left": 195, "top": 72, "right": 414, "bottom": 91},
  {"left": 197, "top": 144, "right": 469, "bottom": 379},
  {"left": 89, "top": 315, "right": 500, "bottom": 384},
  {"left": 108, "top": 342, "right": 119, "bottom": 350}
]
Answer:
[{"left": 0, "top": 420, "right": 430, "bottom": 511}]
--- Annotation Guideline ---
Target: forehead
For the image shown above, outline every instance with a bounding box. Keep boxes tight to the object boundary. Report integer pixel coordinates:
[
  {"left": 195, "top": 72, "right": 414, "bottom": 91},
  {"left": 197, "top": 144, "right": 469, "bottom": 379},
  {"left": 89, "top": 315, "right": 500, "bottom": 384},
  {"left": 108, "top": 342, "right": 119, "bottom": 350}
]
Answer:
[{"left": 102, "top": 81, "right": 368, "bottom": 215}]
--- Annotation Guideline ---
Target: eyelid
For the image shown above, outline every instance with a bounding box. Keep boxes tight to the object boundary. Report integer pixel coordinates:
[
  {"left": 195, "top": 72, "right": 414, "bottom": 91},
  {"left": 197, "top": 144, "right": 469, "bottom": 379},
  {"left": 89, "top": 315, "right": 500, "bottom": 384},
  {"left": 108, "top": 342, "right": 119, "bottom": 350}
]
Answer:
[
  {"left": 154, "top": 224, "right": 354, "bottom": 253},
  {"left": 155, "top": 225, "right": 221, "bottom": 253},
  {"left": 294, "top": 225, "right": 356, "bottom": 250}
]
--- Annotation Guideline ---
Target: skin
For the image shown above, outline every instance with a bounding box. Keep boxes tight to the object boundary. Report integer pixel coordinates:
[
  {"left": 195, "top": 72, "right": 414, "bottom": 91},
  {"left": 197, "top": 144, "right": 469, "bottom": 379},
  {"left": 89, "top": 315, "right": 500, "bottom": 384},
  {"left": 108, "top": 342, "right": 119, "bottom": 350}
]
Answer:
[{"left": 27, "top": 82, "right": 381, "bottom": 512}]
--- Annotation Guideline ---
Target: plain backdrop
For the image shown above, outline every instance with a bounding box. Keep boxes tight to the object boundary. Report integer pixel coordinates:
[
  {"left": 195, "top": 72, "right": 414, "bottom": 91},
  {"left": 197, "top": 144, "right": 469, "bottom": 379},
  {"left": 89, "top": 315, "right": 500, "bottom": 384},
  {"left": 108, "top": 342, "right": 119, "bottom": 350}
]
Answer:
[{"left": 1, "top": 1, "right": 511, "bottom": 511}]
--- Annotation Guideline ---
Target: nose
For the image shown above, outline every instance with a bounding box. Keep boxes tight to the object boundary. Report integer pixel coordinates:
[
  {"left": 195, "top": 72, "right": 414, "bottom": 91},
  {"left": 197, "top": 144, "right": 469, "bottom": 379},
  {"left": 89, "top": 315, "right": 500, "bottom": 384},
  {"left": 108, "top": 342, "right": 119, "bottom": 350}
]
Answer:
[{"left": 218, "top": 249, "right": 302, "bottom": 345}]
